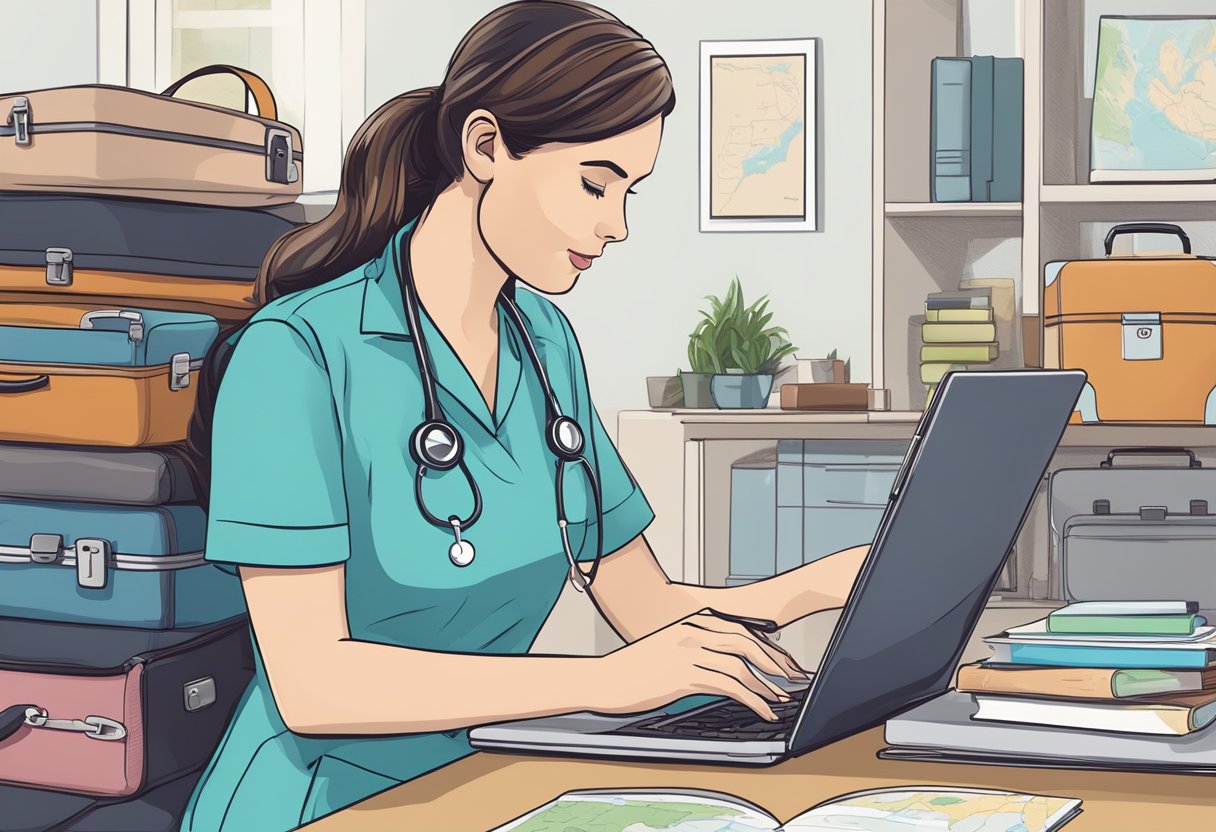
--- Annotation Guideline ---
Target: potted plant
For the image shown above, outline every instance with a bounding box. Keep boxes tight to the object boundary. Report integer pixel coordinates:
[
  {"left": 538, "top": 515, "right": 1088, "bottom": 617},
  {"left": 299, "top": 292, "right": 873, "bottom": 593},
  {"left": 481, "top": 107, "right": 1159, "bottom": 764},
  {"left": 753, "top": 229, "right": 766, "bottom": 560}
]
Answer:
[
  {"left": 682, "top": 291, "right": 730, "bottom": 408},
  {"left": 810, "top": 348, "right": 851, "bottom": 383},
  {"left": 688, "top": 277, "right": 798, "bottom": 409}
]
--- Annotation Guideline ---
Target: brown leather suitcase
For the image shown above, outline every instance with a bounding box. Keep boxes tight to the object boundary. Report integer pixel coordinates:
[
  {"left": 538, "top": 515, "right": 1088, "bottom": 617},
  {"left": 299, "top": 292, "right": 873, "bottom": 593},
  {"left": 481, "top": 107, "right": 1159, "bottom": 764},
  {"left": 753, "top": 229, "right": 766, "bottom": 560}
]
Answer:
[
  {"left": 0, "top": 65, "right": 302, "bottom": 206},
  {"left": 1043, "top": 223, "right": 1216, "bottom": 424}
]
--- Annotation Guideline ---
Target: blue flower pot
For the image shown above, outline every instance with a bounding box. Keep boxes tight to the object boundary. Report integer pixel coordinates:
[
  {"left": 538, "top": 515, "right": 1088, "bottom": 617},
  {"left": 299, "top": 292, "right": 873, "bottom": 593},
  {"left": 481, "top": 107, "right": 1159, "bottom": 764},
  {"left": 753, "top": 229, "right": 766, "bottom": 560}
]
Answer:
[{"left": 710, "top": 374, "right": 774, "bottom": 408}]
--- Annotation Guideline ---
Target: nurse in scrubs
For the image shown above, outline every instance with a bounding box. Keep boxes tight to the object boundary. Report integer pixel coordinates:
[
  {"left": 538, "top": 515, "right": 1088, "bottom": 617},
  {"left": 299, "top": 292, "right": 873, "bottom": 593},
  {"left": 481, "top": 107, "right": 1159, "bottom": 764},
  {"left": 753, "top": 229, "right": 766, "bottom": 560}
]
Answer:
[{"left": 178, "top": 2, "right": 869, "bottom": 830}]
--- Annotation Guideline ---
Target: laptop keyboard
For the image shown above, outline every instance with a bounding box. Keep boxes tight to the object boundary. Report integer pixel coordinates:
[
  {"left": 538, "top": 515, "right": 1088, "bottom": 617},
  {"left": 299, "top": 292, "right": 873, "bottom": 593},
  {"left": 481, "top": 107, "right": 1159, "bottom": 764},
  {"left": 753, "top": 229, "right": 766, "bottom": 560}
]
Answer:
[{"left": 614, "top": 685, "right": 808, "bottom": 741}]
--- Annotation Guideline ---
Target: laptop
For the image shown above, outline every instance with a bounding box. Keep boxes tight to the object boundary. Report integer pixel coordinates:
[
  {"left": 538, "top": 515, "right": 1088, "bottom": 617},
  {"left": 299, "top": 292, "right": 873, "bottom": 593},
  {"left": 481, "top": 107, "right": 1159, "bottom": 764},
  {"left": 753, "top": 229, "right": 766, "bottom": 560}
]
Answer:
[{"left": 468, "top": 369, "right": 1087, "bottom": 765}]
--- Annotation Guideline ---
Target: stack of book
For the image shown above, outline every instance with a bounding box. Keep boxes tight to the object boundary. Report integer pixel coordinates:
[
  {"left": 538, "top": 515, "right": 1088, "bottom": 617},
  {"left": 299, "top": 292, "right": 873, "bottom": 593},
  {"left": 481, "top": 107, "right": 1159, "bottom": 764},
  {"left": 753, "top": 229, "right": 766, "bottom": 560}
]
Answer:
[
  {"left": 956, "top": 601, "right": 1216, "bottom": 736},
  {"left": 921, "top": 287, "right": 999, "bottom": 400}
]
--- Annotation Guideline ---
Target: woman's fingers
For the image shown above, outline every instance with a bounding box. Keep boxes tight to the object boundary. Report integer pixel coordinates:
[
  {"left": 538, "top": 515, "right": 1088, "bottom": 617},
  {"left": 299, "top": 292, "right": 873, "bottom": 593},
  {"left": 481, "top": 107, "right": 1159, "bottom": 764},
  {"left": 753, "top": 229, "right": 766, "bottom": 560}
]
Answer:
[
  {"left": 692, "top": 663, "right": 780, "bottom": 721},
  {"left": 700, "top": 649, "right": 791, "bottom": 704},
  {"left": 709, "top": 633, "right": 793, "bottom": 681},
  {"left": 684, "top": 615, "right": 809, "bottom": 678}
]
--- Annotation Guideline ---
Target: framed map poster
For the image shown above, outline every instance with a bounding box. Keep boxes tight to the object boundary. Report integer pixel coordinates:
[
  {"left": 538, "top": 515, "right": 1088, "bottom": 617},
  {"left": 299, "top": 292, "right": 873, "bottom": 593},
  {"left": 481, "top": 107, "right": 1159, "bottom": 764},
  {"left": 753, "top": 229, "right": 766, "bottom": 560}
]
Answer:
[{"left": 700, "top": 38, "right": 817, "bottom": 232}]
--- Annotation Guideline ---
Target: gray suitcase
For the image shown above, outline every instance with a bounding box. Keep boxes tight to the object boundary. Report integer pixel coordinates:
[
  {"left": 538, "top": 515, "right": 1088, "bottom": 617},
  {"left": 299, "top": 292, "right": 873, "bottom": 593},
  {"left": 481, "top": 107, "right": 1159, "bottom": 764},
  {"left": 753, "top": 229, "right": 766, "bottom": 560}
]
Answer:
[
  {"left": 0, "top": 444, "right": 196, "bottom": 505},
  {"left": 1048, "top": 447, "right": 1216, "bottom": 617}
]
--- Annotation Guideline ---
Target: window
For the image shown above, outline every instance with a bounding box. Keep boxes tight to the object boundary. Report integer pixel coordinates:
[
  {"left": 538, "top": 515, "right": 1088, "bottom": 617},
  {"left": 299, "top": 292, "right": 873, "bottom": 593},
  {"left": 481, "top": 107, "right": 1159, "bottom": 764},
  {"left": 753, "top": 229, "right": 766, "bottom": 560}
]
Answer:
[{"left": 100, "top": 0, "right": 366, "bottom": 195}]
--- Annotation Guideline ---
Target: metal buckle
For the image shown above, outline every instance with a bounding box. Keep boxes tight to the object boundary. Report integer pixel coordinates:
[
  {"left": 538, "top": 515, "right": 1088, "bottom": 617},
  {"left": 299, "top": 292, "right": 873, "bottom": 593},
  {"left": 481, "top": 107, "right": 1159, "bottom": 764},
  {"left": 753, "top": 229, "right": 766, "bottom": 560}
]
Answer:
[
  {"left": 75, "top": 538, "right": 110, "bottom": 589},
  {"left": 184, "top": 677, "right": 217, "bottom": 712},
  {"left": 28, "top": 533, "right": 64, "bottom": 565},
  {"left": 169, "top": 352, "right": 191, "bottom": 391},
  {"left": 8, "top": 96, "right": 30, "bottom": 146},
  {"left": 265, "top": 128, "right": 299, "bottom": 185},
  {"left": 45, "top": 247, "right": 73, "bottom": 286}
]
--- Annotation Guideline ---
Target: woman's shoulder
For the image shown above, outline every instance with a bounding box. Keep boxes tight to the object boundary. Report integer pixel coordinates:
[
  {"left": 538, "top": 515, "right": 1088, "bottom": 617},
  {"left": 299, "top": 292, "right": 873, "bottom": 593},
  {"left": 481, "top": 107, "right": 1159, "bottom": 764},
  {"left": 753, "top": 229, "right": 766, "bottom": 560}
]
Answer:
[{"left": 235, "top": 267, "right": 371, "bottom": 363}]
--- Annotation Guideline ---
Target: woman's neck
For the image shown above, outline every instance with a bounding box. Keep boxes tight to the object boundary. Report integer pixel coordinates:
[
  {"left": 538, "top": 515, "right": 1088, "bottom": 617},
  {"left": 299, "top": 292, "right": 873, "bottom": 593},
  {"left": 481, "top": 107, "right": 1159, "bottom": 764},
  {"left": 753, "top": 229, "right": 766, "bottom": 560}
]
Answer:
[{"left": 407, "top": 180, "right": 508, "bottom": 341}]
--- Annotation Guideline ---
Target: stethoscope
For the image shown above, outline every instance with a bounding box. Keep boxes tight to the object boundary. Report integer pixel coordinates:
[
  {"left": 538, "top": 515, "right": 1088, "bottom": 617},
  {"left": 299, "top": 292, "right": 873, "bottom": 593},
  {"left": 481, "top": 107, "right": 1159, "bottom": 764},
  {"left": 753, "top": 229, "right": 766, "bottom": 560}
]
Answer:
[{"left": 393, "top": 231, "right": 604, "bottom": 593}]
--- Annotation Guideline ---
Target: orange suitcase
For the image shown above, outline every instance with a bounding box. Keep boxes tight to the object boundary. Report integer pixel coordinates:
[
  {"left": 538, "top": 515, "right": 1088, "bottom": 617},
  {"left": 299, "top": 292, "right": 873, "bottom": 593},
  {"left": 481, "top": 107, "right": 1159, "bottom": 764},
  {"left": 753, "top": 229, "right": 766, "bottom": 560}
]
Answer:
[
  {"left": 0, "top": 303, "right": 220, "bottom": 446},
  {"left": 1043, "top": 223, "right": 1216, "bottom": 424}
]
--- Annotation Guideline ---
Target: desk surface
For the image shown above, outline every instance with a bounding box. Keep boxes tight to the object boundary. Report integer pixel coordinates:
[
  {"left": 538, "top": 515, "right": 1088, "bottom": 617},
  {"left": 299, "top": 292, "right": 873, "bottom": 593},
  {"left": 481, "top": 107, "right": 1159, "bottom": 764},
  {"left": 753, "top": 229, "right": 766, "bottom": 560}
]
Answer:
[{"left": 303, "top": 726, "right": 1215, "bottom": 831}]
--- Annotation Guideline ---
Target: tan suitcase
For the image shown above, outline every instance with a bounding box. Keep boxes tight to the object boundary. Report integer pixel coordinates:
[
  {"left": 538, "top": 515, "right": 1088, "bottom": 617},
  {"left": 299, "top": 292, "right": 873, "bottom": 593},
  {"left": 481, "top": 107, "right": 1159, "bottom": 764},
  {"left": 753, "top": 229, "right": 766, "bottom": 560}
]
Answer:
[
  {"left": 1043, "top": 223, "right": 1216, "bottom": 424},
  {"left": 0, "top": 65, "right": 302, "bottom": 207}
]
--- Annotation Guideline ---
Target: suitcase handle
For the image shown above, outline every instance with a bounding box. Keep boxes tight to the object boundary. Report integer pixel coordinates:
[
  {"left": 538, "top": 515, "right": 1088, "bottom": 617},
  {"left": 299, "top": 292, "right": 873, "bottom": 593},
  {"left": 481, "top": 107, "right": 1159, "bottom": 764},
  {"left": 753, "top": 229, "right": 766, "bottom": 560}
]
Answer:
[
  {"left": 1104, "top": 223, "right": 1191, "bottom": 256},
  {"left": 160, "top": 64, "right": 279, "bottom": 122},
  {"left": 0, "top": 703, "right": 37, "bottom": 742},
  {"left": 1100, "top": 447, "right": 1202, "bottom": 469},
  {"left": 0, "top": 375, "right": 49, "bottom": 393}
]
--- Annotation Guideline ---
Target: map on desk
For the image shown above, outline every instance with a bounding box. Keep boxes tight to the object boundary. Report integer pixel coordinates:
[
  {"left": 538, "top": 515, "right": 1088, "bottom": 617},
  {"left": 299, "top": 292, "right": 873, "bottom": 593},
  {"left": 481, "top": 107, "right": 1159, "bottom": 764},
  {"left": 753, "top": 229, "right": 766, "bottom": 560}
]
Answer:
[{"left": 491, "top": 785, "right": 1082, "bottom": 831}]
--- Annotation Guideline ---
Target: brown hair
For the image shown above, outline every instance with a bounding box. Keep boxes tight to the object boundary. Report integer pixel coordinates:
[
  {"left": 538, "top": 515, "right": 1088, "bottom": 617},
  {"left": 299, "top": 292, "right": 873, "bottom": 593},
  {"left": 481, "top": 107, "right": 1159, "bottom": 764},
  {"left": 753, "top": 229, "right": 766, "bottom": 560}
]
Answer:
[{"left": 181, "top": 0, "right": 676, "bottom": 506}]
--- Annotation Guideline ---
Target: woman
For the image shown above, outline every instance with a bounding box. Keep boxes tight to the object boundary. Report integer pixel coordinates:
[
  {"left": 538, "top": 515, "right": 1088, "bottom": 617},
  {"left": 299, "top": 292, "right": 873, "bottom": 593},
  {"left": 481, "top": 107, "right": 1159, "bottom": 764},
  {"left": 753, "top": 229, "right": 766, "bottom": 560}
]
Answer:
[{"left": 179, "top": 2, "right": 868, "bottom": 829}]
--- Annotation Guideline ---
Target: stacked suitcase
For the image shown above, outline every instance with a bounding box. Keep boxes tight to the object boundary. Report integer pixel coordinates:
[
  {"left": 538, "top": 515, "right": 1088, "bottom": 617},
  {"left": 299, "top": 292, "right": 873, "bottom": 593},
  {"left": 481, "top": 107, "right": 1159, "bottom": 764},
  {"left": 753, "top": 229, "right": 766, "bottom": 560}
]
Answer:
[{"left": 0, "top": 64, "right": 300, "bottom": 830}]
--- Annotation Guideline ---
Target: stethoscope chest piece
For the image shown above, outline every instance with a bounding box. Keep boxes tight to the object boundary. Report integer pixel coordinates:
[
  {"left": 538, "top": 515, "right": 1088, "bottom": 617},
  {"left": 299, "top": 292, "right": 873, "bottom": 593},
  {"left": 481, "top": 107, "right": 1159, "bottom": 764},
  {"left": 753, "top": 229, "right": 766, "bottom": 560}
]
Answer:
[{"left": 447, "top": 517, "right": 475, "bottom": 566}]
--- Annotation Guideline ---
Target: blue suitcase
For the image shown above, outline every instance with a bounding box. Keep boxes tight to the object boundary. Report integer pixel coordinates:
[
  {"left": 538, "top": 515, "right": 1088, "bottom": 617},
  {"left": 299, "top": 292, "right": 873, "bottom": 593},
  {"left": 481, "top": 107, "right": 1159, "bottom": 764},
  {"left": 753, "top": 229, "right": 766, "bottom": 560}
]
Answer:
[{"left": 0, "top": 499, "right": 243, "bottom": 628}]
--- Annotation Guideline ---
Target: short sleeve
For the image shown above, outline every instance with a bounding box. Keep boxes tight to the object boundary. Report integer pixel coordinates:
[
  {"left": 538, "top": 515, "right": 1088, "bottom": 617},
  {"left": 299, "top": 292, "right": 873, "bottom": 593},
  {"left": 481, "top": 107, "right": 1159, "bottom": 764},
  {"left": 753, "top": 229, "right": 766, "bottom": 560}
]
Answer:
[
  {"left": 204, "top": 319, "right": 350, "bottom": 568},
  {"left": 581, "top": 403, "right": 656, "bottom": 559}
]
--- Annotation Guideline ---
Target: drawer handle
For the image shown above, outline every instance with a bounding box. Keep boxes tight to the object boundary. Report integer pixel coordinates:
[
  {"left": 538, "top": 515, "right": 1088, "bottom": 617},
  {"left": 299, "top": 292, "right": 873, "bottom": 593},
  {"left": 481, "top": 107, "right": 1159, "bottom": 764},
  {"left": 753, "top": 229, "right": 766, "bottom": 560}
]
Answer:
[{"left": 0, "top": 376, "right": 49, "bottom": 393}]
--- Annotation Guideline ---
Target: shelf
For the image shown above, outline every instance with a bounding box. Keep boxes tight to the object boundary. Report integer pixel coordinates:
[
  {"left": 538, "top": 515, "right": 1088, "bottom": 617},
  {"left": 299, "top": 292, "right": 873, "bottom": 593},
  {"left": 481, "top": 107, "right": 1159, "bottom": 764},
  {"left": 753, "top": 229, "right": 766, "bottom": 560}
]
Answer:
[
  {"left": 885, "top": 202, "right": 1022, "bottom": 218},
  {"left": 1041, "top": 184, "right": 1216, "bottom": 204}
]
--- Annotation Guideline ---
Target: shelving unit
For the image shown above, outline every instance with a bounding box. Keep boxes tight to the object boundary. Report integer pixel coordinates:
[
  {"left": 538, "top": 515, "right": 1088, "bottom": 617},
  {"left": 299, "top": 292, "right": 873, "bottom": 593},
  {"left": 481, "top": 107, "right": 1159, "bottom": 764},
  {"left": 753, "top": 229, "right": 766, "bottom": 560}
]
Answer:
[{"left": 872, "top": 0, "right": 1216, "bottom": 411}]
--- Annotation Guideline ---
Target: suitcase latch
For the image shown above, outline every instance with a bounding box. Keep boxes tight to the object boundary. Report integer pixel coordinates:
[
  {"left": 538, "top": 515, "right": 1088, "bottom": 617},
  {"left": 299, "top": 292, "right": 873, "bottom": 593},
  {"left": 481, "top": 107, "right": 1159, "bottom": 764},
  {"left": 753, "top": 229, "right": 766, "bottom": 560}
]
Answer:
[
  {"left": 8, "top": 96, "right": 30, "bottom": 146},
  {"left": 75, "top": 538, "right": 110, "bottom": 589},
  {"left": 28, "top": 533, "right": 63, "bottom": 564},
  {"left": 45, "top": 247, "right": 73, "bottom": 286},
  {"left": 265, "top": 128, "right": 299, "bottom": 185},
  {"left": 1139, "top": 505, "right": 1167, "bottom": 521},
  {"left": 184, "top": 677, "right": 217, "bottom": 712},
  {"left": 170, "top": 352, "right": 191, "bottom": 391},
  {"left": 1122, "top": 312, "right": 1161, "bottom": 360}
]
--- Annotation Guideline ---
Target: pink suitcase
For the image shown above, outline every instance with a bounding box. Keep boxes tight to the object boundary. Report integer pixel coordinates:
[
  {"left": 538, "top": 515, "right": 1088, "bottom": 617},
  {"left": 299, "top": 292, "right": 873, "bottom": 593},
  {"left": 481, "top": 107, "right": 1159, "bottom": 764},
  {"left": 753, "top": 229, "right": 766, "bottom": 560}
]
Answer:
[{"left": 0, "top": 616, "right": 251, "bottom": 797}]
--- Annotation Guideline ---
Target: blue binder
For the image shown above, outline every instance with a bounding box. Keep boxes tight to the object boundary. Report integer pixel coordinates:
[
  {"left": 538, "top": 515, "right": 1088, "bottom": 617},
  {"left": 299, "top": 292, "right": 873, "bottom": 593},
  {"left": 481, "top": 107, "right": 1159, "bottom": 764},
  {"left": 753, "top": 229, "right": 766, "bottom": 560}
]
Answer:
[{"left": 931, "top": 56, "right": 1023, "bottom": 202}]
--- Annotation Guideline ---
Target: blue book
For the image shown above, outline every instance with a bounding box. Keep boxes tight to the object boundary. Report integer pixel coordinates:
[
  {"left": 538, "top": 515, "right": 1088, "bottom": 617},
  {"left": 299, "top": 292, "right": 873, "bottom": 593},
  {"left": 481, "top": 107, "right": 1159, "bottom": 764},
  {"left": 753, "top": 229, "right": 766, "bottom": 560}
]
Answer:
[
  {"left": 968, "top": 56, "right": 995, "bottom": 201},
  {"left": 930, "top": 58, "right": 972, "bottom": 202},
  {"left": 990, "top": 57, "right": 1024, "bottom": 201},
  {"left": 994, "top": 642, "right": 1215, "bottom": 670}
]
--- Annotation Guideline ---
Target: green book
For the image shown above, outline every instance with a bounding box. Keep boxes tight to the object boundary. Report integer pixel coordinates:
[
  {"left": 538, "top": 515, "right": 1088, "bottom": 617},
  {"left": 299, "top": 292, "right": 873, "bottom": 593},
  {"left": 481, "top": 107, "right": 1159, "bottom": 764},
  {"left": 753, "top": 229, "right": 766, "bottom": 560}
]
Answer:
[
  {"left": 921, "top": 343, "right": 999, "bottom": 362},
  {"left": 920, "top": 362, "right": 966, "bottom": 385},
  {"left": 925, "top": 307, "right": 994, "bottom": 322},
  {"left": 1047, "top": 613, "right": 1204, "bottom": 636},
  {"left": 921, "top": 322, "right": 997, "bottom": 343}
]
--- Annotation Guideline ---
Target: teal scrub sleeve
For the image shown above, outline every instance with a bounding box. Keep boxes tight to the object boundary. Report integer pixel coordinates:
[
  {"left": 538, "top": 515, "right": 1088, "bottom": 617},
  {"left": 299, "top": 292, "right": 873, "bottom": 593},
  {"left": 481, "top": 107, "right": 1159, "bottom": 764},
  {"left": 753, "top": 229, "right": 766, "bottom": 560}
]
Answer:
[
  {"left": 204, "top": 319, "right": 351, "bottom": 568},
  {"left": 581, "top": 402, "right": 656, "bottom": 560}
]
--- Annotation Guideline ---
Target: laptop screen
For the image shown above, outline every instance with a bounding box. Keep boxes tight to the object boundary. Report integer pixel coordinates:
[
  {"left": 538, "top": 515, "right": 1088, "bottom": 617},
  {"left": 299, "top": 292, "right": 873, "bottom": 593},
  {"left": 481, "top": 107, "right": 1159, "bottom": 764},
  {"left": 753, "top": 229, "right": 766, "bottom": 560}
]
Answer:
[{"left": 788, "top": 369, "right": 1085, "bottom": 753}]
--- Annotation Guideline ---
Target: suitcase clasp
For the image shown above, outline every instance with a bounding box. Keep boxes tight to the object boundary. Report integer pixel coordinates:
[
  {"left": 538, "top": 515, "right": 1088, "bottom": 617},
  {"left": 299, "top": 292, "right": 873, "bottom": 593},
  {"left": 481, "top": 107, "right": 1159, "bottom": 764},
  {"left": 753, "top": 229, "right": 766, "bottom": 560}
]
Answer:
[
  {"left": 28, "top": 533, "right": 64, "bottom": 564},
  {"left": 265, "top": 128, "right": 299, "bottom": 185},
  {"left": 184, "top": 677, "right": 217, "bottom": 712},
  {"left": 25, "top": 708, "right": 127, "bottom": 741},
  {"left": 1122, "top": 312, "right": 1161, "bottom": 360},
  {"left": 45, "top": 247, "right": 73, "bottom": 286},
  {"left": 170, "top": 352, "right": 192, "bottom": 391},
  {"left": 75, "top": 538, "right": 110, "bottom": 589},
  {"left": 8, "top": 96, "right": 30, "bottom": 146}
]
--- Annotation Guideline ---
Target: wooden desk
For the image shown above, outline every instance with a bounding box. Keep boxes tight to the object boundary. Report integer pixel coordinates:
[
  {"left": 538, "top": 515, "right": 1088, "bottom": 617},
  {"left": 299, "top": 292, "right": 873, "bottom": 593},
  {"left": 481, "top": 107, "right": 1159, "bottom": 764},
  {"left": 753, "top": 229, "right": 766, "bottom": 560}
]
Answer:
[{"left": 303, "top": 726, "right": 1216, "bottom": 830}]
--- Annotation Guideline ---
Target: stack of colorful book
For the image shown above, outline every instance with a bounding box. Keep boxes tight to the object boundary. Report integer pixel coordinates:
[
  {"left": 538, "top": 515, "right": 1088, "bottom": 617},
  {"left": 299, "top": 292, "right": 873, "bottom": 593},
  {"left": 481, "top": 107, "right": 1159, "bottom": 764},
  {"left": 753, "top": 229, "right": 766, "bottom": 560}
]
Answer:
[
  {"left": 921, "top": 287, "right": 998, "bottom": 401},
  {"left": 955, "top": 601, "right": 1216, "bottom": 736}
]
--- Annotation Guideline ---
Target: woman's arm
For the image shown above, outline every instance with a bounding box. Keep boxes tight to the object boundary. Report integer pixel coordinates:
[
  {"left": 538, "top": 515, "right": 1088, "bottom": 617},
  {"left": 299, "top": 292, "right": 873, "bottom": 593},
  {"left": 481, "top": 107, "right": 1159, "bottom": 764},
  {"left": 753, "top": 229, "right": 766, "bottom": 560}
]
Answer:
[
  {"left": 242, "top": 564, "right": 609, "bottom": 735},
  {"left": 590, "top": 535, "right": 870, "bottom": 642}
]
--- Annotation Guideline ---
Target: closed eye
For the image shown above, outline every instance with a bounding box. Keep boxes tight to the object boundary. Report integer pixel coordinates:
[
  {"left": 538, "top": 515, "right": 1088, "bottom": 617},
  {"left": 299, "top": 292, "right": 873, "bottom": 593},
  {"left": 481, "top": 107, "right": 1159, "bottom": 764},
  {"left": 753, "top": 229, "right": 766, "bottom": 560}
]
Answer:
[{"left": 582, "top": 178, "right": 638, "bottom": 198}]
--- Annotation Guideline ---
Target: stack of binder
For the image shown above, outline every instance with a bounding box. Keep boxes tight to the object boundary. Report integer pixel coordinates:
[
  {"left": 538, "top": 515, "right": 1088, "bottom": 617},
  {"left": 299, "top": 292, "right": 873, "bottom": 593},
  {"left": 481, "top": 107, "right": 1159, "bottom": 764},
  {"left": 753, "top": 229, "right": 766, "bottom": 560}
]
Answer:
[
  {"left": 921, "top": 287, "right": 999, "bottom": 399},
  {"left": 956, "top": 601, "right": 1216, "bottom": 736}
]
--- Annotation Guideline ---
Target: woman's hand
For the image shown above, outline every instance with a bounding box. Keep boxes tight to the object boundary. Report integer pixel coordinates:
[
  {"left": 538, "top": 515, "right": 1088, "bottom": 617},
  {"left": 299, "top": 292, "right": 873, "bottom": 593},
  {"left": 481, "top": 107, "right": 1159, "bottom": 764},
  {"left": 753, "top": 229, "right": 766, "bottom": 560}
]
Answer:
[{"left": 590, "top": 608, "right": 811, "bottom": 722}]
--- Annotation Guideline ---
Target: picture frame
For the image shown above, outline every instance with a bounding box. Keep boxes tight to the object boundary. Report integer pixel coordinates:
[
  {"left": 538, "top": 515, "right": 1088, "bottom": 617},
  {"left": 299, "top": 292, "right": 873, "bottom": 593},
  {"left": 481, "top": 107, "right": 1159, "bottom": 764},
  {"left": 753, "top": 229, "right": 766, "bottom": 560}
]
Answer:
[{"left": 699, "top": 38, "right": 817, "bottom": 232}]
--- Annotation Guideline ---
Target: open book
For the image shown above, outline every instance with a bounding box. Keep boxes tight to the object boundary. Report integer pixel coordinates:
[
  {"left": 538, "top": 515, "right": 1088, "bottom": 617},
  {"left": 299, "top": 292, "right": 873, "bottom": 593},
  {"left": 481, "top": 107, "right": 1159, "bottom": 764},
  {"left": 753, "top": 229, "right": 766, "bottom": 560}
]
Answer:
[{"left": 491, "top": 784, "right": 1082, "bottom": 831}]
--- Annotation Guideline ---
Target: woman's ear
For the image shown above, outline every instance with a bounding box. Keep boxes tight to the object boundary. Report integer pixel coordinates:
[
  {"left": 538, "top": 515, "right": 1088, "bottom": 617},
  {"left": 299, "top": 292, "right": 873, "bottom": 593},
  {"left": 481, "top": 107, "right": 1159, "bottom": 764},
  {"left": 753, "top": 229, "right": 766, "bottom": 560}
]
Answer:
[{"left": 461, "top": 109, "right": 500, "bottom": 185}]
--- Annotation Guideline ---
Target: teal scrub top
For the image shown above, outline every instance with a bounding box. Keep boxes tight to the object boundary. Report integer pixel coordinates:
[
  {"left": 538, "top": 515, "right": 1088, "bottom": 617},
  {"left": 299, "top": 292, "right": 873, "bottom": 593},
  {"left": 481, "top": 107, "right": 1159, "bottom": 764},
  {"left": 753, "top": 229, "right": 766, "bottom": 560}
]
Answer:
[{"left": 180, "top": 219, "right": 655, "bottom": 832}]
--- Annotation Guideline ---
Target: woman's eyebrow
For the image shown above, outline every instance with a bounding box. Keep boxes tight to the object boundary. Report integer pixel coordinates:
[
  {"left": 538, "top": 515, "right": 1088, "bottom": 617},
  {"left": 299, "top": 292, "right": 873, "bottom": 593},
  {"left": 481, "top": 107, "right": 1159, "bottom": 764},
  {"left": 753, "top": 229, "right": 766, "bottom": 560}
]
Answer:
[{"left": 581, "top": 159, "right": 652, "bottom": 184}]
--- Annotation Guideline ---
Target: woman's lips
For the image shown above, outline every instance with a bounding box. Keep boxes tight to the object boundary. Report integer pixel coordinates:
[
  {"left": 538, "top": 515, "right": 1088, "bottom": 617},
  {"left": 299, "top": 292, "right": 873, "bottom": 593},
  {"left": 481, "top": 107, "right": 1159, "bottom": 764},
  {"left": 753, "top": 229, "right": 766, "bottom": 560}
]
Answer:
[{"left": 568, "top": 250, "right": 595, "bottom": 270}]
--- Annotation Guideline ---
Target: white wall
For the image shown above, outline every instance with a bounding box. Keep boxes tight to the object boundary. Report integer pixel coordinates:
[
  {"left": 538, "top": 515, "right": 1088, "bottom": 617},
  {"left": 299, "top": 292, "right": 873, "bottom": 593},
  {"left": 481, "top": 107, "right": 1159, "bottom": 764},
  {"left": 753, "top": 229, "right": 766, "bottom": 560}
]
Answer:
[
  {"left": 0, "top": 0, "right": 98, "bottom": 90},
  {"left": 366, "top": 0, "right": 874, "bottom": 425}
]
